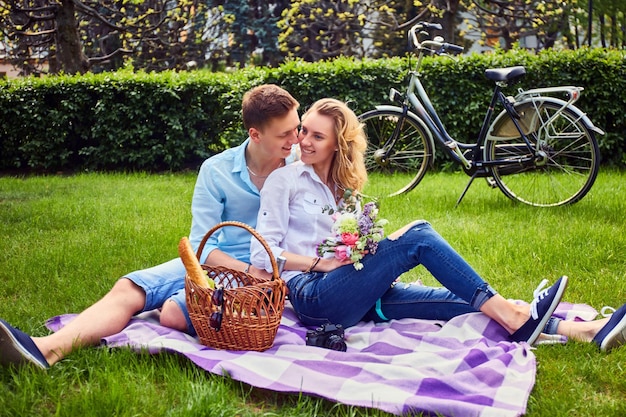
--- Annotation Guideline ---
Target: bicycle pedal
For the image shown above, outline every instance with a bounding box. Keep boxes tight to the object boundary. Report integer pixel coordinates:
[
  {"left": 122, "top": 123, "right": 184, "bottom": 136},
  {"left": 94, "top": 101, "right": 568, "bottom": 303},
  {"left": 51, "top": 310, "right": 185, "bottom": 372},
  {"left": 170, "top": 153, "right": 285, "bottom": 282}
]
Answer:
[{"left": 486, "top": 177, "right": 498, "bottom": 188}]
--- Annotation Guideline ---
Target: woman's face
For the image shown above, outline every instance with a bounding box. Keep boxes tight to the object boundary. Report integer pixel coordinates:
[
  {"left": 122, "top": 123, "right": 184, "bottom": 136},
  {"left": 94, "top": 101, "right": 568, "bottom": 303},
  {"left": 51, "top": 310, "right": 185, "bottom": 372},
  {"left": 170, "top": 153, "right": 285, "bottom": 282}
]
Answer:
[{"left": 298, "top": 110, "right": 338, "bottom": 167}]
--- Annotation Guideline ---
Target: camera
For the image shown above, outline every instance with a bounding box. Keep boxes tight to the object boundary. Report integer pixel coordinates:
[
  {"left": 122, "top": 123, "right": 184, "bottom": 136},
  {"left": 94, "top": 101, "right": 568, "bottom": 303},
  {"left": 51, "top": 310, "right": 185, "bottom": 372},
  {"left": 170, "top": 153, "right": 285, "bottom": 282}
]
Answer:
[{"left": 306, "top": 323, "right": 347, "bottom": 351}]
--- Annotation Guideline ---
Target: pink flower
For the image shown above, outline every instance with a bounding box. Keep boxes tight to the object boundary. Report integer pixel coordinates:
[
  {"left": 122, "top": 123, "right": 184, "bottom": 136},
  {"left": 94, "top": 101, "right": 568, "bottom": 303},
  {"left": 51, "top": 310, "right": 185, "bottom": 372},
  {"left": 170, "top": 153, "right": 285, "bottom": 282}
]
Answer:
[
  {"left": 340, "top": 232, "right": 359, "bottom": 246},
  {"left": 316, "top": 189, "right": 387, "bottom": 270},
  {"left": 334, "top": 245, "right": 352, "bottom": 261}
]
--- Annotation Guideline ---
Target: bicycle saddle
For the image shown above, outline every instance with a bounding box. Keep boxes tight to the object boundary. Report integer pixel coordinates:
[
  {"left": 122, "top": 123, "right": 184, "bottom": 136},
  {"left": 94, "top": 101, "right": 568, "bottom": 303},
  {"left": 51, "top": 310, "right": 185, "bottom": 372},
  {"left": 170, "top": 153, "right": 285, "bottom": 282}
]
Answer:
[{"left": 484, "top": 66, "right": 526, "bottom": 83}]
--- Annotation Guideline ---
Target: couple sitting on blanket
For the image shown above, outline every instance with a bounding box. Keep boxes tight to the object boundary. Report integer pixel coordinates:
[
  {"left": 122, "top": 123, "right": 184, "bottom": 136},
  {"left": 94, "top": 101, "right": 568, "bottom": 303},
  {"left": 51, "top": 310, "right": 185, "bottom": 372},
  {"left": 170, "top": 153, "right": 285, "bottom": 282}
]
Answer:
[{"left": 1, "top": 84, "right": 625, "bottom": 371}]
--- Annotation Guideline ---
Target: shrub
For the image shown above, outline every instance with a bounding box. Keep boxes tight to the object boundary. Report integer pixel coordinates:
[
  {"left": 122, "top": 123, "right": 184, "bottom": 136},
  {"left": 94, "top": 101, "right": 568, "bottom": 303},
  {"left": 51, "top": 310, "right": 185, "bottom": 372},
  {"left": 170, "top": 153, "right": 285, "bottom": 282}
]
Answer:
[{"left": 0, "top": 48, "right": 624, "bottom": 173}]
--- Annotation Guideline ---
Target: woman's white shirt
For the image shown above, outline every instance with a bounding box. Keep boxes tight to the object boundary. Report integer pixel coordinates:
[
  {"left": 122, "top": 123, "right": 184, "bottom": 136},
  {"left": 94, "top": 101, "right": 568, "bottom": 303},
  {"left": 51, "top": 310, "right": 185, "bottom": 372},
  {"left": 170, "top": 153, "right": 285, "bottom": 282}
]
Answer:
[{"left": 250, "top": 161, "right": 337, "bottom": 281}]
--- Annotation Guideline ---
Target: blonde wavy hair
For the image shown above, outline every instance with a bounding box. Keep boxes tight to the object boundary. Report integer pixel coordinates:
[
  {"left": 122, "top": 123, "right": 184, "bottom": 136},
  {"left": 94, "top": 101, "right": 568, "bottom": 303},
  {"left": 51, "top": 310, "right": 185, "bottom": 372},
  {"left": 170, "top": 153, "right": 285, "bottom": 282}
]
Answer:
[{"left": 303, "top": 98, "right": 368, "bottom": 192}]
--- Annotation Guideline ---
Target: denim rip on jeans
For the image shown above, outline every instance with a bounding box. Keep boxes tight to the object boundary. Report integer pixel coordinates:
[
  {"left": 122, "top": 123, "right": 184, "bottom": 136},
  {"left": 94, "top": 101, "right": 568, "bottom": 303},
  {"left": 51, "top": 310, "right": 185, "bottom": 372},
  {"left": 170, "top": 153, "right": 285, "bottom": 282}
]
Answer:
[{"left": 286, "top": 221, "right": 497, "bottom": 328}]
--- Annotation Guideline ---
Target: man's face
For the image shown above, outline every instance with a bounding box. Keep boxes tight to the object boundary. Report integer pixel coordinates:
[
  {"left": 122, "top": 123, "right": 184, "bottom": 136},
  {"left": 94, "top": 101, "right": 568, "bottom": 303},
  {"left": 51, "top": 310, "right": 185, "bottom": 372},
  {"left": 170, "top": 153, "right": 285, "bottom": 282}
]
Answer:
[{"left": 252, "top": 108, "right": 301, "bottom": 158}]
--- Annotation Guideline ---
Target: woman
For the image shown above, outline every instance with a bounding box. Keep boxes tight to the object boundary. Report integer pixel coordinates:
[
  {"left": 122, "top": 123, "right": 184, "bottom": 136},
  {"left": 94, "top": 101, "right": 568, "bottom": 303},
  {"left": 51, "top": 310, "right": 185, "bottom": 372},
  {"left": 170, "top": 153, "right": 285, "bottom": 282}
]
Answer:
[{"left": 250, "top": 98, "right": 626, "bottom": 350}]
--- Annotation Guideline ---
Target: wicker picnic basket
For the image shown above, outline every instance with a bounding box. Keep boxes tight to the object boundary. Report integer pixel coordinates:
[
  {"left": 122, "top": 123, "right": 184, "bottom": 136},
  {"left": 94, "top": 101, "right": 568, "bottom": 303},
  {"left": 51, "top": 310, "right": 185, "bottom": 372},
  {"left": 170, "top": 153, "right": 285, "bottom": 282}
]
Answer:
[{"left": 182, "top": 221, "right": 287, "bottom": 351}]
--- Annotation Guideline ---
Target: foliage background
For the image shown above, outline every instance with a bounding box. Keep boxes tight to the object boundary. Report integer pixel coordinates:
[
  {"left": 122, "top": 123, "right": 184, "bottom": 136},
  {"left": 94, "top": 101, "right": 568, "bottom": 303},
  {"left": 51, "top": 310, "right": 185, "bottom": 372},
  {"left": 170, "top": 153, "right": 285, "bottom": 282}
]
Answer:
[
  {"left": 1, "top": 0, "right": 624, "bottom": 75},
  {"left": 0, "top": 47, "right": 624, "bottom": 173}
]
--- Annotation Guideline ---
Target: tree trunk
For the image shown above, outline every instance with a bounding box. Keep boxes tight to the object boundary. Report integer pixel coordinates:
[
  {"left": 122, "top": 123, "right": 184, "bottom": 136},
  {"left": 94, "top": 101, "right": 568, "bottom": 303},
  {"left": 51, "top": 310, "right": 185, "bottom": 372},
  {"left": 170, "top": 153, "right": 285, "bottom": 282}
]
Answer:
[
  {"left": 432, "top": 0, "right": 460, "bottom": 43},
  {"left": 55, "top": 0, "right": 89, "bottom": 74}
]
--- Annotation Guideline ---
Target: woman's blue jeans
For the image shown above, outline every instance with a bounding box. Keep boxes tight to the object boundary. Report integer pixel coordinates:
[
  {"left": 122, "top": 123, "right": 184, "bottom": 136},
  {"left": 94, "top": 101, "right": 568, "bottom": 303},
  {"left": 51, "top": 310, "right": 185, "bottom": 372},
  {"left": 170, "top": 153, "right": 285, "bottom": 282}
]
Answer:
[{"left": 286, "top": 221, "right": 497, "bottom": 328}]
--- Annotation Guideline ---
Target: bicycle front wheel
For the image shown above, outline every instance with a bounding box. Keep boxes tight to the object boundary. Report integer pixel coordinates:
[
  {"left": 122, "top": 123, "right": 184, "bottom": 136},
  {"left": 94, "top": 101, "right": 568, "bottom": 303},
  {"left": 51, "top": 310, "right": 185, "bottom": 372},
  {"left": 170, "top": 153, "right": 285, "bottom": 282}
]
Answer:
[
  {"left": 359, "top": 109, "right": 433, "bottom": 199},
  {"left": 485, "top": 101, "right": 600, "bottom": 207}
]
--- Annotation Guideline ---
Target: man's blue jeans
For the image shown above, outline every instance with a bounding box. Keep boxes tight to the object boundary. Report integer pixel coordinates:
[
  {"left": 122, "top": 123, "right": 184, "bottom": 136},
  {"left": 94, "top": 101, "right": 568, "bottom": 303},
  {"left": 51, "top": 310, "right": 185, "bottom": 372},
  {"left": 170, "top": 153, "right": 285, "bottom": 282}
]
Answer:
[{"left": 286, "top": 221, "right": 497, "bottom": 328}]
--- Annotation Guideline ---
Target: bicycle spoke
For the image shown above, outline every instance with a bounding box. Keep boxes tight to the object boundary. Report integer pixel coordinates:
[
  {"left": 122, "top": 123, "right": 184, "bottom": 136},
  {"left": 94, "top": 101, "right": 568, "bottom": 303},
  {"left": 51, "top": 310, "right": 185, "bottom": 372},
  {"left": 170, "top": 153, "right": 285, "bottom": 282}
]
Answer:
[
  {"left": 486, "top": 101, "right": 599, "bottom": 207},
  {"left": 359, "top": 109, "right": 432, "bottom": 199}
]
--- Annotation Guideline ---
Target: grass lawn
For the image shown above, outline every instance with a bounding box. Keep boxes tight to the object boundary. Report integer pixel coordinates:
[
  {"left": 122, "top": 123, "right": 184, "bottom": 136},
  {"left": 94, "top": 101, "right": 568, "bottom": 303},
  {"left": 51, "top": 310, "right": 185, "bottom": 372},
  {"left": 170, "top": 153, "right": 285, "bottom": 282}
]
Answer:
[{"left": 0, "top": 170, "right": 625, "bottom": 417}]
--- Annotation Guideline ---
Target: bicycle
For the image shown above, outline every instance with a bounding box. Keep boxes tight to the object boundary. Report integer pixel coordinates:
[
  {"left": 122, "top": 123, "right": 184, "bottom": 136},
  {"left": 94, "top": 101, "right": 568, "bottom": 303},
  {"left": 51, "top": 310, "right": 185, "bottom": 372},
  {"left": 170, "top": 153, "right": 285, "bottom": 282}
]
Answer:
[{"left": 359, "top": 22, "right": 603, "bottom": 207}]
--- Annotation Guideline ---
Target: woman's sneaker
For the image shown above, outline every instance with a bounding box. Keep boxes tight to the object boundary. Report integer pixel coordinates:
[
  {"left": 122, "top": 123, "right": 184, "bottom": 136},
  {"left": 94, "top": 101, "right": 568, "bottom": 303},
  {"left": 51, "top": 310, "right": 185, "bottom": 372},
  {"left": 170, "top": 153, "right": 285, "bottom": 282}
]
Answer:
[
  {"left": 0, "top": 319, "right": 49, "bottom": 369},
  {"left": 510, "top": 276, "right": 569, "bottom": 345},
  {"left": 592, "top": 303, "right": 626, "bottom": 352}
]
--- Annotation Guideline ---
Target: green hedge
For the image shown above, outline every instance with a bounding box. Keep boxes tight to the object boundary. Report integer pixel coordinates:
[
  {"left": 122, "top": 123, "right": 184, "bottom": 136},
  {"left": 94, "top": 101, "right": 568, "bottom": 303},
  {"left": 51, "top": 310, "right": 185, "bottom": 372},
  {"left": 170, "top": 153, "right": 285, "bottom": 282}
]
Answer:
[{"left": 1, "top": 47, "right": 624, "bottom": 173}]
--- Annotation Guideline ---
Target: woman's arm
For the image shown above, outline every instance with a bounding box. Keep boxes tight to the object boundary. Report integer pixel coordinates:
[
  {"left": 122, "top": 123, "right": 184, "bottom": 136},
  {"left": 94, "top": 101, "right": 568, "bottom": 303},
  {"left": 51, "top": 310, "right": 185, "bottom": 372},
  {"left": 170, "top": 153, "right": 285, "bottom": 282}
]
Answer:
[{"left": 274, "top": 251, "right": 352, "bottom": 273}]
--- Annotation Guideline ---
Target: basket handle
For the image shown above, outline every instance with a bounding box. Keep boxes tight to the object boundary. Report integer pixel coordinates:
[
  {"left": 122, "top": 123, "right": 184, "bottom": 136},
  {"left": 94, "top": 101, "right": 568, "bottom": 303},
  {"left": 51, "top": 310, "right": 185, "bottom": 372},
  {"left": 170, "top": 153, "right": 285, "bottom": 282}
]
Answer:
[{"left": 194, "top": 221, "right": 280, "bottom": 281}]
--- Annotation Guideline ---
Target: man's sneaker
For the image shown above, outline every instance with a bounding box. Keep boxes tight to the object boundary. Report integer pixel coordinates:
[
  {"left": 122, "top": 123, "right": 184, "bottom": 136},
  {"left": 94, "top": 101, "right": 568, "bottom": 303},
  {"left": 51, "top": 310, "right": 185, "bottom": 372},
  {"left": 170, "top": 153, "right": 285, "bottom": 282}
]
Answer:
[
  {"left": 0, "top": 319, "right": 49, "bottom": 369},
  {"left": 509, "top": 276, "right": 569, "bottom": 345},
  {"left": 592, "top": 303, "right": 626, "bottom": 352}
]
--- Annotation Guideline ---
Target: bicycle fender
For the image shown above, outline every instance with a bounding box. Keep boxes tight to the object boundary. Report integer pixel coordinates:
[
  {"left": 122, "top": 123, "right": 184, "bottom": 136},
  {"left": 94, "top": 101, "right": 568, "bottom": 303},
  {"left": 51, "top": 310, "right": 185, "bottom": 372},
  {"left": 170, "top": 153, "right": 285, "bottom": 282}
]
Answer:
[
  {"left": 489, "top": 98, "right": 604, "bottom": 139},
  {"left": 372, "top": 105, "right": 437, "bottom": 150},
  {"left": 528, "top": 96, "right": 603, "bottom": 135}
]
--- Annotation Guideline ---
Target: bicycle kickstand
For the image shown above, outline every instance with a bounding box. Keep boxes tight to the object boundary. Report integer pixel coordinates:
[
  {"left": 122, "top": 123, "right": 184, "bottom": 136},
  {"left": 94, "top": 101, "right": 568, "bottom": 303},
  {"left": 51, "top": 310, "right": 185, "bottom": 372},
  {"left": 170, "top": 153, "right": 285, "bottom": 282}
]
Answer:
[{"left": 455, "top": 172, "right": 480, "bottom": 207}]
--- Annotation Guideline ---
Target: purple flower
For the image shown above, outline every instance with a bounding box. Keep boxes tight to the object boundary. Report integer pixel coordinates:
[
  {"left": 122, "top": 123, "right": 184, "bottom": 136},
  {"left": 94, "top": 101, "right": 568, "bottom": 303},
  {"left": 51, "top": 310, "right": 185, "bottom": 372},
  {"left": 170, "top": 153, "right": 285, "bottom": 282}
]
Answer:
[
  {"left": 358, "top": 214, "right": 373, "bottom": 234},
  {"left": 367, "top": 239, "right": 379, "bottom": 254}
]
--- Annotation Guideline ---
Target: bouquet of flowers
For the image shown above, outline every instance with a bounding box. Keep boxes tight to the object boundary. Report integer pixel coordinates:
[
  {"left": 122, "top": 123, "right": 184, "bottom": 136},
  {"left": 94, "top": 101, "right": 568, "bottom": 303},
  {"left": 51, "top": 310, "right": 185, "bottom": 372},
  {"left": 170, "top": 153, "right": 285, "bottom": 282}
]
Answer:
[{"left": 316, "top": 190, "right": 388, "bottom": 270}]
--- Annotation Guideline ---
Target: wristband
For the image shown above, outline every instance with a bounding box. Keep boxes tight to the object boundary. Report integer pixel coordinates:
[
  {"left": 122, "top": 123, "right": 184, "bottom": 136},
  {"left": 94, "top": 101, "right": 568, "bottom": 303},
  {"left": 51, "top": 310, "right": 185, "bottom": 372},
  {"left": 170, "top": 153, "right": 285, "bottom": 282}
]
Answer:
[{"left": 305, "top": 257, "right": 320, "bottom": 273}]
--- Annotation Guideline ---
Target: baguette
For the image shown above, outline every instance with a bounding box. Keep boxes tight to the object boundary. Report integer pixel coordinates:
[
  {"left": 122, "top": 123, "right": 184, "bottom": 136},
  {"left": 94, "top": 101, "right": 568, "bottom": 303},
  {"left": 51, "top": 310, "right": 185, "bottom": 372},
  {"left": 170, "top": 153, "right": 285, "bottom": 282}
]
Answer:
[{"left": 178, "top": 237, "right": 213, "bottom": 289}]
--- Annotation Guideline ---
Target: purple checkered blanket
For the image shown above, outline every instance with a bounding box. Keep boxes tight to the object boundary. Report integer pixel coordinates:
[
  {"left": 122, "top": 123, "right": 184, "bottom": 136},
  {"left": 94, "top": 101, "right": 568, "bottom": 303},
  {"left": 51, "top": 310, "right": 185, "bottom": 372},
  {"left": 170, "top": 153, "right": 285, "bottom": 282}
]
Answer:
[{"left": 47, "top": 302, "right": 597, "bottom": 417}]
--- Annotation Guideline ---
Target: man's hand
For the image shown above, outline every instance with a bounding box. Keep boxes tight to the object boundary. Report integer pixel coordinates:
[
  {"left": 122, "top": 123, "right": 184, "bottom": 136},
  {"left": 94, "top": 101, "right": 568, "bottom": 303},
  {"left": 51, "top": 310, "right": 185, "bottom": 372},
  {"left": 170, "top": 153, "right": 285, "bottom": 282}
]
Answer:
[{"left": 248, "top": 264, "right": 272, "bottom": 280}]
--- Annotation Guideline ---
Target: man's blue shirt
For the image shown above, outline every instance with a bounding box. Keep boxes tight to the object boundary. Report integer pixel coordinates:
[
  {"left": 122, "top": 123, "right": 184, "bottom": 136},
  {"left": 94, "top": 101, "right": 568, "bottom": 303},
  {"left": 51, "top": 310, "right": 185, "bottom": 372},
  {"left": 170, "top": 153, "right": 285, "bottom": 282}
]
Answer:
[{"left": 189, "top": 139, "right": 297, "bottom": 263}]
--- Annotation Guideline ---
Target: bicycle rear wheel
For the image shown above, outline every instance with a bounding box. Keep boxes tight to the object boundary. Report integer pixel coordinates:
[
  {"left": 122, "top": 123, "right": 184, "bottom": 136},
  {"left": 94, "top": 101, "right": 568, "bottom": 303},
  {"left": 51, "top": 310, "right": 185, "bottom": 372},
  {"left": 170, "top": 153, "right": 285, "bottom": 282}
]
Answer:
[
  {"left": 359, "top": 109, "right": 433, "bottom": 199},
  {"left": 485, "top": 101, "right": 600, "bottom": 207}
]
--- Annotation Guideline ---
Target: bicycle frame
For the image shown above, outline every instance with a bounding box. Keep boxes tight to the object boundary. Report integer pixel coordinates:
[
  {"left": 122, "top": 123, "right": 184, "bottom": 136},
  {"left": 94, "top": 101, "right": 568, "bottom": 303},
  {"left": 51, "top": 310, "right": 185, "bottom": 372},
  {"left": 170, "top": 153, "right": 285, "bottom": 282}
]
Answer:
[
  {"left": 387, "top": 39, "right": 602, "bottom": 177},
  {"left": 363, "top": 22, "right": 603, "bottom": 207},
  {"left": 391, "top": 58, "right": 538, "bottom": 174}
]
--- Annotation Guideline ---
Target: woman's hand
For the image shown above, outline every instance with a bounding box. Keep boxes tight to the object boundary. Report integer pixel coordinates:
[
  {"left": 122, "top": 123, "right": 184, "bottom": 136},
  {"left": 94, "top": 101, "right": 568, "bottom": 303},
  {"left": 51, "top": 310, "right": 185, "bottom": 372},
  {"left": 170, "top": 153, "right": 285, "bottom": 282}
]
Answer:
[{"left": 316, "top": 256, "right": 353, "bottom": 272}]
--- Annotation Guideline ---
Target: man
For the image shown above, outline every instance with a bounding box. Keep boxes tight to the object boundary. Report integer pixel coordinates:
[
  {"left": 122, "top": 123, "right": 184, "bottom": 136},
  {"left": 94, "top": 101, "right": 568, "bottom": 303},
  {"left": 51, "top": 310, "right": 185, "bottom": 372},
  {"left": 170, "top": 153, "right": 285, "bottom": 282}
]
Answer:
[{"left": 0, "top": 84, "right": 301, "bottom": 369}]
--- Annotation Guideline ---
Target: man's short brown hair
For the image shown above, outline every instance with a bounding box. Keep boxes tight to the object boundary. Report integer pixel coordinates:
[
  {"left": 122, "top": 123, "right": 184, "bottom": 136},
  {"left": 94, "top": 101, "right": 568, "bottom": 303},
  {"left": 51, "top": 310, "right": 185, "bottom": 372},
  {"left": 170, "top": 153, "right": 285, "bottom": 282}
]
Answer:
[{"left": 242, "top": 84, "right": 299, "bottom": 132}]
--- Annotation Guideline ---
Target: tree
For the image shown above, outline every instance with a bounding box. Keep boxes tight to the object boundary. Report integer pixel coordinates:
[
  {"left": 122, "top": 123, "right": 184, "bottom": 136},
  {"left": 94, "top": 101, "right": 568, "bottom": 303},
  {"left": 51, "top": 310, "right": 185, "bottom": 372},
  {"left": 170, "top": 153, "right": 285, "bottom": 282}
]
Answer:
[
  {"left": 462, "top": 0, "right": 626, "bottom": 50},
  {"left": 463, "top": 0, "right": 572, "bottom": 50},
  {"left": 277, "top": 0, "right": 463, "bottom": 61},
  {"left": 575, "top": 0, "right": 626, "bottom": 48},
  {"left": 219, "top": 0, "right": 289, "bottom": 67},
  {"left": 366, "top": 0, "right": 429, "bottom": 58},
  {"left": 278, "top": 0, "right": 371, "bottom": 61},
  {"left": 370, "top": 0, "right": 471, "bottom": 57},
  {"left": 0, "top": 0, "right": 231, "bottom": 75}
]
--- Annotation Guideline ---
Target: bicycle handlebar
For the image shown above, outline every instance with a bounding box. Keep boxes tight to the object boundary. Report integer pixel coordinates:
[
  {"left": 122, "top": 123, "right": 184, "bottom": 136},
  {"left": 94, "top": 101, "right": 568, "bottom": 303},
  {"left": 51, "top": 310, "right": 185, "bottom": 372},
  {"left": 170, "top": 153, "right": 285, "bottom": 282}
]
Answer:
[
  {"left": 442, "top": 43, "right": 464, "bottom": 54},
  {"left": 409, "top": 22, "right": 464, "bottom": 55}
]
